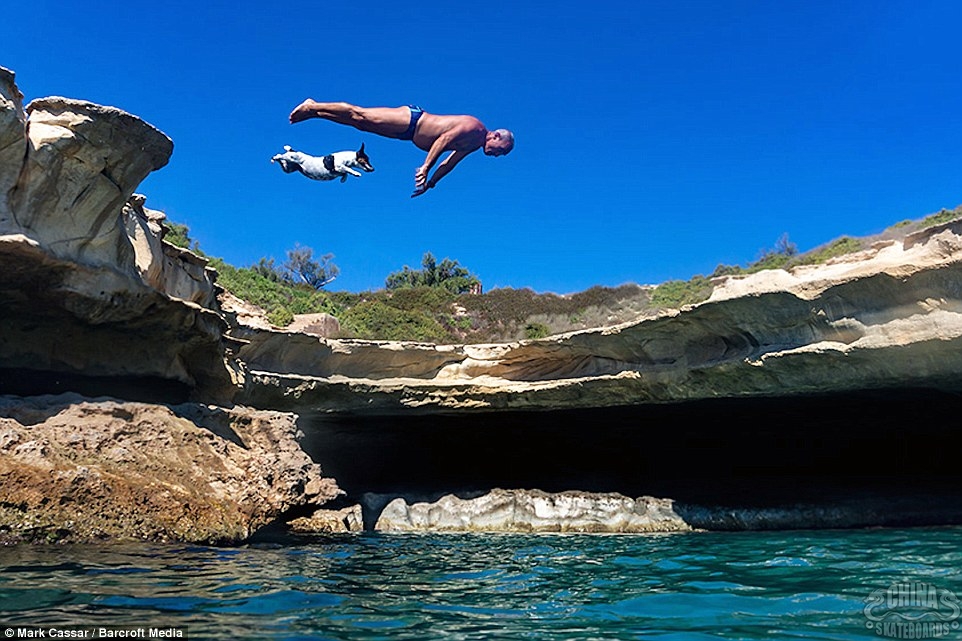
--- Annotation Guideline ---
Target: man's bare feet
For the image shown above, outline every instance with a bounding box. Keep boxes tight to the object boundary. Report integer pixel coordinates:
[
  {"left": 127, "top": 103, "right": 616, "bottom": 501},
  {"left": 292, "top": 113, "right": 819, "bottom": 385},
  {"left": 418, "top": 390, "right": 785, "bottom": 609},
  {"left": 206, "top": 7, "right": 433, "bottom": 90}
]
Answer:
[{"left": 289, "top": 99, "right": 320, "bottom": 123}]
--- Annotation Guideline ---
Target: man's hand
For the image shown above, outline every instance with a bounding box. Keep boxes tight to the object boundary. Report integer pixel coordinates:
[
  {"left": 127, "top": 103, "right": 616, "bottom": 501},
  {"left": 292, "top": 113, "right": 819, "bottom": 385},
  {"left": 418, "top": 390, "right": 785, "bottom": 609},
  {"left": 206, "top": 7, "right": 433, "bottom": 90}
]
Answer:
[{"left": 413, "top": 166, "right": 430, "bottom": 198}]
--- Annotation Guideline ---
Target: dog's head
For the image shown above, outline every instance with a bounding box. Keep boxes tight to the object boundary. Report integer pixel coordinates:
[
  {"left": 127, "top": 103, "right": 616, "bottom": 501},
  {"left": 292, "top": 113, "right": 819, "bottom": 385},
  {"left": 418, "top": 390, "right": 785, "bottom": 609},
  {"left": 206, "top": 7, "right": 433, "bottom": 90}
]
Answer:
[
  {"left": 351, "top": 143, "right": 375, "bottom": 173},
  {"left": 271, "top": 146, "right": 302, "bottom": 174}
]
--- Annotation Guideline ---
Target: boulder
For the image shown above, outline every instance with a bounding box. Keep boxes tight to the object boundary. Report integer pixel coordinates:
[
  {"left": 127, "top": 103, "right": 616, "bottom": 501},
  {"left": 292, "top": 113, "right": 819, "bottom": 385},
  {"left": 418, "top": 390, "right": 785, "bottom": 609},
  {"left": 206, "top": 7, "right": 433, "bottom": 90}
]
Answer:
[
  {"left": 288, "top": 505, "right": 363, "bottom": 534},
  {"left": 0, "top": 394, "right": 341, "bottom": 544},
  {"left": 374, "top": 489, "right": 692, "bottom": 533},
  {"left": 373, "top": 488, "right": 962, "bottom": 534},
  {"left": 287, "top": 313, "right": 341, "bottom": 337}
]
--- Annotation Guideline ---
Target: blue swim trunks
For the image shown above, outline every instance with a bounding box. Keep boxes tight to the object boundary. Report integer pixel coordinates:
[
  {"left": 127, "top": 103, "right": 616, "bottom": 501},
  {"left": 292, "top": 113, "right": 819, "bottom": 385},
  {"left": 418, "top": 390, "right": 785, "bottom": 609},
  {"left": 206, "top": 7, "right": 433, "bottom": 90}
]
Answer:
[{"left": 398, "top": 105, "right": 423, "bottom": 141}]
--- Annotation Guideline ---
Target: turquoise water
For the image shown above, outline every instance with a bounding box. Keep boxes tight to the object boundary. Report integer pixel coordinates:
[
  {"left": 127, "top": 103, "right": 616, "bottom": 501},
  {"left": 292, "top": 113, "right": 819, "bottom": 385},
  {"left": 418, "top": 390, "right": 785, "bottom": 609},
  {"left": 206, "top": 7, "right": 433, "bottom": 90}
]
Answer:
[{"left": 1, "top": 528, "right": 961, "bottom": 640}]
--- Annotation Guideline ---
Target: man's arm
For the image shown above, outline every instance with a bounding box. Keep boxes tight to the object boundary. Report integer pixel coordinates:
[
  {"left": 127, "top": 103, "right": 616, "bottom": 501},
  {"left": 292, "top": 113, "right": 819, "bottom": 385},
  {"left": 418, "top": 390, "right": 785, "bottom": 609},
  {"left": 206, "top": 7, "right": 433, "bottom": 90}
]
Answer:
[
  {"left": 412, "top": 149, "right": 473, "bottom": 197},
  {"left": 414, "top": 131, "right": 459, "bottom": 189}
]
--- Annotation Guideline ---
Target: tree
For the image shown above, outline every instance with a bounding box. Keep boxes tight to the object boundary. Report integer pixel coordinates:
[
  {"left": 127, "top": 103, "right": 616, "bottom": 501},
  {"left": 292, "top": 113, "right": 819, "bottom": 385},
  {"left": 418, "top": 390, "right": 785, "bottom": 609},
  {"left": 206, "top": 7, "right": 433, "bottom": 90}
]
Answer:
[
  {"left": 283, "top": 244, "right": 339, "bottom": 289},
  {"left": 251, "top": 257, "right": 284, "bottom": 282},
  {"left": 163, "top": 221, "right": 202, "bottom": 253},
  {"left": 773, "top": 233, "right": 798, "bottom": 257},
  {"left": 385, "top": 252, "right": 480, "bottom": 294},
  {"left": 750, "top": 233, "right": 799, "bottom": 272}
]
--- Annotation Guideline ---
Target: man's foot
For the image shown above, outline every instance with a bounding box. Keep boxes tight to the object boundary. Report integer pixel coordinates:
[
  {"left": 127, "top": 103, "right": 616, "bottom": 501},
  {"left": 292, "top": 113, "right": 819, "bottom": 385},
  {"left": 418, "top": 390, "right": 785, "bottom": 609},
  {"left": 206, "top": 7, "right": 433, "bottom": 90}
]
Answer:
[{"left": 289, "top": 99, "right": 320, "bottom": 123}]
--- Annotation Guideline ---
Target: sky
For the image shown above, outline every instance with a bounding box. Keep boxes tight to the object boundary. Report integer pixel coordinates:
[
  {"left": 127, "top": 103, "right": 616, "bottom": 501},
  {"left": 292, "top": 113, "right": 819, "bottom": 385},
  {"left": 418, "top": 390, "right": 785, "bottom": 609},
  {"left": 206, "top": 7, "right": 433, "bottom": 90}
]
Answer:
[{"left": 4, "top": 1, "right": 962, "bottom": 293}]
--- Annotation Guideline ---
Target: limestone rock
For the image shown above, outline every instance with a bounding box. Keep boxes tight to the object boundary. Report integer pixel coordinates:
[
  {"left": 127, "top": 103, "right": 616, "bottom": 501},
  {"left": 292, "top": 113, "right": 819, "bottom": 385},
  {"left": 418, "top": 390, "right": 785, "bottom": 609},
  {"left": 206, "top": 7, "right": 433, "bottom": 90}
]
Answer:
[
  {"left": 0, "top": 235, "right": 236, "bottom": 402},
  {"left": 288, "top": 505, "right": 363, "bottom": 533},
  {"left": 372, "top": 489, "right": 962, "bottom": 534},
  {"left": 120, "top": 194, "right": 218, "bottom": 307},
  {"left": 287, "top": 313, "right": 341, "bottom": 337},
  {"left": 219, "top": 290, "right": 274, "bottom": 333},
  {"left": 160, "top": 238, "right": 219, "bottom": 308},
  {"left": 8, "top": 97, "right": 172, "bottom": 270},
  {"left": 122, "top": 193, "right": 166, "bottom": 290},
  {"left": 243, "top": 219, "right": 962, "bottom": 414},
  {"left": 0, "top": 66, "right": 26, "bottom": 229},
  {"left": 375, "top": 489, "right": 693, "bottom": 533},
  {"left": 240, "top": 334, "right": 461, "bottom": 381},
  {"left": 0, "top": 72, "right": 232, "bottom": 401},
  {"left": 0, "top": 394, "right": 340, "bottom": 544}
]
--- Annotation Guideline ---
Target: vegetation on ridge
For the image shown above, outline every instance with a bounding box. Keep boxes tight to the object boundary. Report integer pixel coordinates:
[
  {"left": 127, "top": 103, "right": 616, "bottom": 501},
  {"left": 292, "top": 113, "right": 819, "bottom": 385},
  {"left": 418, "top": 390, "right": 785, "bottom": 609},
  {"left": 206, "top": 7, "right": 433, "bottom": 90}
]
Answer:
[
  {"left": 163, "top": 203, "right": 962, "bottom": 342},
  {"left": 649, "top": 204, "right": 962, "bottom": 308}
]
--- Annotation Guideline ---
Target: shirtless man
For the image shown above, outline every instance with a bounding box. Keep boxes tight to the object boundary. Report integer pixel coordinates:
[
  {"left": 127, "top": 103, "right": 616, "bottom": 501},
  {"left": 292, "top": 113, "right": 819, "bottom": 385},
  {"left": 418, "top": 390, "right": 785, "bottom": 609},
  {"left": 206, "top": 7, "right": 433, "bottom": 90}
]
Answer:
[{"left": 289, "top": 100, "right": 514, "bottom": 197}]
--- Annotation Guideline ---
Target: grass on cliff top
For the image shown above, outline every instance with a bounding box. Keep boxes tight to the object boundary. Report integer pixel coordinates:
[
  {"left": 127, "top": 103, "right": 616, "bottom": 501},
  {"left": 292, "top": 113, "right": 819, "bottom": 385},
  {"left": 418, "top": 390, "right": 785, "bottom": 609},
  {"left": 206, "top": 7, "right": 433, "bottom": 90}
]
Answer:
[
  {"left": 649, "top": 204, "right": 962, "bottom": 309},
  {"left": 163, "top": 203, "right": 962, "bottom": 341},
  {"left": 166, "top": 223, "right": 655, "bottom": 341},
  {"left": 327, "top": 283, "right": 654, "bottom": 343}
]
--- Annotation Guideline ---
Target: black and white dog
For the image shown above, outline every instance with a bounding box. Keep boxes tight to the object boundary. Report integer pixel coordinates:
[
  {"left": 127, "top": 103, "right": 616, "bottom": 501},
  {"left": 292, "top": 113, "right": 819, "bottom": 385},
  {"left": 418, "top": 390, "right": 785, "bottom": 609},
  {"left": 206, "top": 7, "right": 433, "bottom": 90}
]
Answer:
[{"left": 271, "top": 143, "right": 374, "bottom": 182}]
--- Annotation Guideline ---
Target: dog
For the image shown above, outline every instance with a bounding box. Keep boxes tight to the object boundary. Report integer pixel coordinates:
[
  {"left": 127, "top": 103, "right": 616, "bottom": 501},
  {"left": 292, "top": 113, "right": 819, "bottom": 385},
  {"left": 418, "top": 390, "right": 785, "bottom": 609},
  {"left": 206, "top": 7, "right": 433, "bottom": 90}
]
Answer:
[{"left": 271, "top": 143, "right": 374, "bottom": 182}]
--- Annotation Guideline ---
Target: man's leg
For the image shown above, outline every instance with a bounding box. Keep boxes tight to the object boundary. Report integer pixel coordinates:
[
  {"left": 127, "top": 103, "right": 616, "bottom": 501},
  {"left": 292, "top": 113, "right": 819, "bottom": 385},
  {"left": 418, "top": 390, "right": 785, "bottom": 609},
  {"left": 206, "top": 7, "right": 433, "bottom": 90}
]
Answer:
[{"left": 289, "top": 100, "right": 412, "bottom": 138}]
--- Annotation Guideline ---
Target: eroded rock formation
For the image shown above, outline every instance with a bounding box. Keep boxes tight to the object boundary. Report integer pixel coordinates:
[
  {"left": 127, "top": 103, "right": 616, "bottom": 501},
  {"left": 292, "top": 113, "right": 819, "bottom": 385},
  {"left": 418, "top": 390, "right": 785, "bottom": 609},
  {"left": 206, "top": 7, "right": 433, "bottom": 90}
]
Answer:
[
  {"left": 366, "top": 489, "right": 962, "bottom": 534},
  {"left": 1, "top": 66, "right": 234, "bottom": 403},
  {"left": 240, "top": 221, "right": 962, "bottom": 414},
  {"left": 375, "top": 489, "right": 693, "bottom": 533},
  {"left": 0, "top": 67, "right": 340, "bottom": 544},
  {"left": 3, "top": 64, "right": 962, "bottom": 540},
  {"left": 289, "top": 505, "right": 363, "bottom": 534},
  {"left": 0, "top": 394, "right": 340, "bottom": 544}
]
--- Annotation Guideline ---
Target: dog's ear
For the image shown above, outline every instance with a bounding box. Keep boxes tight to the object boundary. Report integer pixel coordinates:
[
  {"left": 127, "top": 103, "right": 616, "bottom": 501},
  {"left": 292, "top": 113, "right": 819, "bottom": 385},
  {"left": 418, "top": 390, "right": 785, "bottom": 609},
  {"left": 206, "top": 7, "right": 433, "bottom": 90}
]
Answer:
[{"left": 358, "top": 142, "right": 365, "bottom": 154}]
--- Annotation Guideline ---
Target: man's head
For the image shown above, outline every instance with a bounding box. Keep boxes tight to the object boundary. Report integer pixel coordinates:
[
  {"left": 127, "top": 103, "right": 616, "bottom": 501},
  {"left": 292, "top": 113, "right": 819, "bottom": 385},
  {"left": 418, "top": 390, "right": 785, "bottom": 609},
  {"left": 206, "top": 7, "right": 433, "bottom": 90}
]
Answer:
[{"left": 484, "top": 129, "right": 514, "bottom": 156}]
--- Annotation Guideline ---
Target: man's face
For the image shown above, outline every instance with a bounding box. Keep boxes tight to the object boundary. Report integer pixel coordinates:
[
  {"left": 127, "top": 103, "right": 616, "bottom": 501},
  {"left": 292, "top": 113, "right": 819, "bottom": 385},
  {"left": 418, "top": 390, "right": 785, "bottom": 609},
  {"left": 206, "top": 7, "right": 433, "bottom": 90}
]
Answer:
[{"left": 484, "top": 133, "right": 513, "bottom": 156}]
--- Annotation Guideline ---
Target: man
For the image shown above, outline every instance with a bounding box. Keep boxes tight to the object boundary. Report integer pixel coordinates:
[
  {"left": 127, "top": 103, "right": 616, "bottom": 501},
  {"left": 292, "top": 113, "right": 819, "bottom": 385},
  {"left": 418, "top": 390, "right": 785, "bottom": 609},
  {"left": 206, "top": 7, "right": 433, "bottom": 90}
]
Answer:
[{"left": 289, "top": 100, "right": 514, "bottom": 197}]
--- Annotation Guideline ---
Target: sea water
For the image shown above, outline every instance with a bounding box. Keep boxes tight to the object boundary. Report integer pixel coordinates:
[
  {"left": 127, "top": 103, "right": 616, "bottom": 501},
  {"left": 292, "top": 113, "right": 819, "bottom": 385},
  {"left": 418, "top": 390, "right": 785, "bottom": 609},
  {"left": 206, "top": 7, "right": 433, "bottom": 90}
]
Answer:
[{"left": 1, "top": 527, "right": 960, "bottom": 640}]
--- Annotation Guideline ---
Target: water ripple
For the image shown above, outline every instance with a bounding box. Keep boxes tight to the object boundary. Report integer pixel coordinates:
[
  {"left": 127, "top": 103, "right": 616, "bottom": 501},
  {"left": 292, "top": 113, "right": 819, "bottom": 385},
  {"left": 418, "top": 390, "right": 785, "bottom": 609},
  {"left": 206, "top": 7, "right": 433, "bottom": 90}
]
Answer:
[{"left": 0, "top": 527, "right": 960, "bottom": 639}]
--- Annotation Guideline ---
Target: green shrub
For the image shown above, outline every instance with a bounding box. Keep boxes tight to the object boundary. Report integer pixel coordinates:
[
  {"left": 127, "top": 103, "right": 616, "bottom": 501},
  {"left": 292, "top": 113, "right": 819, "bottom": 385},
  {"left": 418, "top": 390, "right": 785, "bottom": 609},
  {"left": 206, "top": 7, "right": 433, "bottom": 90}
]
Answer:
[
  {"left": 163, "top": 222, "right": 202, "bottom": 253},
  {"left": 802, "top": 236, "right": 863, "bottom": 264},
  {"left": 712, "top": 263, "right": 744, "bottom": 277},
  {"left": 267, "top": 307, "right": 295, "bottom": 327},
  {"left": 338, "top": 300, "right": 448, "bottom": 342},
  {"left": 386, "top": 252, "right": 480, "bottom": 294},
  {"left": 387, "top": 286, "right": 457, "bottom": 312},
  {"left": 209, "top": 258, "right": 336, "bottom": 327},
  {"left": 920, "top": 206, "right": 962, "bottom": 229},
  {"left": 169, "top": 199, "right": 962, "bottom": 343},
  {"left": 524, "top": 322, "right": 551, "bottom": 340},
  {"left": 650, "top": 275, "right": 714, "bottom": 308},
  {"left": 747, "top": 252, "right": 792, "bottom": 273}
]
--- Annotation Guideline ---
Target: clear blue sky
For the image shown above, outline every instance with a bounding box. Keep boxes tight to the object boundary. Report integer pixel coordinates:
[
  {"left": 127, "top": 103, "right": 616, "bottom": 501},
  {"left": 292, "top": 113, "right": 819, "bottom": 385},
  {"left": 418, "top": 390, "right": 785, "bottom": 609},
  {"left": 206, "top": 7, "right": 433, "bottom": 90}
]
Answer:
[{"left": 4, "top": 1, "right": 962, "bottom": 293}]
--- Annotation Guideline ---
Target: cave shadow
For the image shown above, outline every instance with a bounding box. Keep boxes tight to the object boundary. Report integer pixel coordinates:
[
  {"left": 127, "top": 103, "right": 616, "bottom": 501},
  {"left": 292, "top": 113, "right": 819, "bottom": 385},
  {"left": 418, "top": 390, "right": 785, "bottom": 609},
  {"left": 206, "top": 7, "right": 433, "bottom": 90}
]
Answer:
[
  {"left": 300, "top": 388, "right": 962, "bottom": 529},
  {"left": 0, "top": 367, "right": 192, "bottom": 405}
]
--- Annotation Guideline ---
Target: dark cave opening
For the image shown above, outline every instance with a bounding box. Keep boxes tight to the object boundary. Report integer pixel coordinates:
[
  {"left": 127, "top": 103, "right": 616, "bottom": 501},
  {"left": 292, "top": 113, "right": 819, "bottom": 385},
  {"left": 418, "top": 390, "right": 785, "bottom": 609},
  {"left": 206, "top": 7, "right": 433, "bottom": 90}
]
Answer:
[
  {"left": 301, "top": 388, "right": 962, "bottom": 515},
  {"left": 0, "top": 367, "right": 192, "bottom": 405}
]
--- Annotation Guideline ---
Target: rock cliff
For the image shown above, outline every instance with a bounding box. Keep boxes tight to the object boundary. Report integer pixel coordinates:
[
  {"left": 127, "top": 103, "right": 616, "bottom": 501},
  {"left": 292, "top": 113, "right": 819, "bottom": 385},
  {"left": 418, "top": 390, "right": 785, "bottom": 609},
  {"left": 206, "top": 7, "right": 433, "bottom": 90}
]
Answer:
[
  {"left": 2, "top": 68, "right": 232, "bottom": 403},
  {"left": 7, "top": 64, "right": 962, "bottom": 419},
  {"left": 1, "top": 66, "right": 340, "bottom": 544},
  {"left": 241, "top": 221, "right": 962, "bottom": 414},
  {"left": 3, "top": 65, "right": 962, "bottom": 540}
]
